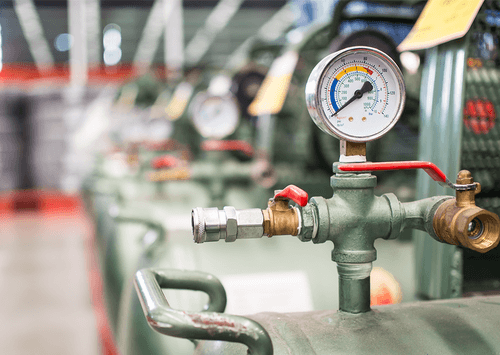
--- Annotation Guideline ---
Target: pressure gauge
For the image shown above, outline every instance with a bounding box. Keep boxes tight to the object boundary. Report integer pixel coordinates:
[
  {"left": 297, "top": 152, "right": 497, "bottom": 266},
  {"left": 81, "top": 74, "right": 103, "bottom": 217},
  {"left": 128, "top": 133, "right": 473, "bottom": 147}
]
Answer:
[
  {"left": 190, "top": 92, "right": 240, "bottom": 139},
  {"left": 306, "top": 46, "right": 405, "bottom": 142}
]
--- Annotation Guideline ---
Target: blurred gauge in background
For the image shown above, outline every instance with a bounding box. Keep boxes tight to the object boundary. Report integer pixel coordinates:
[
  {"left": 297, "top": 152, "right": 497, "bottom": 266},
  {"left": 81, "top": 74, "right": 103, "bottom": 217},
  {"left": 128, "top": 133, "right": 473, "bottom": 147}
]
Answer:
[{"left": 190, "top": 93, "right": 240, "bottom": 140}]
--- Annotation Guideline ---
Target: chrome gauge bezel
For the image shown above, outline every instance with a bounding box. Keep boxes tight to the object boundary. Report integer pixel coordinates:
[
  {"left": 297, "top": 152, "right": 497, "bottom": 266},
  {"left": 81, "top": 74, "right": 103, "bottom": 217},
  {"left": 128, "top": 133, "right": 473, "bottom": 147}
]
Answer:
[
  {"left": 190, "top": 91, "right": 240, "bottom": 139},
  {"left": 305, "top": 46, "right": 406, "bottom": 142}
]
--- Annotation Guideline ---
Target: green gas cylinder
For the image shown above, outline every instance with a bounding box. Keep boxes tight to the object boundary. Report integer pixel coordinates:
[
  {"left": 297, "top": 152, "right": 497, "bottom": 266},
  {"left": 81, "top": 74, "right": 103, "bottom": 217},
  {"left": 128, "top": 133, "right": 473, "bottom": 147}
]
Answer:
[{"left": 133, "top": 40, "right": 500, "bottom": 355}]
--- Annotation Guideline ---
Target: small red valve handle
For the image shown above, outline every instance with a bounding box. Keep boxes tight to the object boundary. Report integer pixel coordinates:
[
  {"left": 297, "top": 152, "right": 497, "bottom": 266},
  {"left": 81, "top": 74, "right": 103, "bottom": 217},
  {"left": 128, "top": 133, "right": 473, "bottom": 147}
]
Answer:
[
  {"left": 201, "top": 140, "right": 254, "bottom": 157},
  {"left": 151, "top": 155, "right": 179, "bottom": 169},
  {"left": 338, "top": 161, "right": 477, "bottom": 191},
  {"left": 274, "top": 185, "right": 309, "bottom": 207}
]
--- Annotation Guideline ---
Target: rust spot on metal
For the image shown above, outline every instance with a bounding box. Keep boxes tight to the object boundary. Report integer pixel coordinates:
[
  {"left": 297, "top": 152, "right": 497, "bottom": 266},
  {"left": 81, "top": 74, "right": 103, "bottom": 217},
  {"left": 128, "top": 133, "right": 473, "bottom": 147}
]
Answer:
[
  {"left": 189, "top": 313, "right": 236, "bottom": 328},
  {"left": 188, "top": 313, "right": 255, "bottom": 339}
]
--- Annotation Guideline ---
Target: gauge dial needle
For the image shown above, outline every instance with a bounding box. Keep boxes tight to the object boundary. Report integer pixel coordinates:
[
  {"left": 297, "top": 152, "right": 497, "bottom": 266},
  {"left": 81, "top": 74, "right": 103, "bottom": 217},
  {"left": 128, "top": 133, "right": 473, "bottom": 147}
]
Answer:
[{"left": 333, "top": 81, "right": 373, "bottom": 116}]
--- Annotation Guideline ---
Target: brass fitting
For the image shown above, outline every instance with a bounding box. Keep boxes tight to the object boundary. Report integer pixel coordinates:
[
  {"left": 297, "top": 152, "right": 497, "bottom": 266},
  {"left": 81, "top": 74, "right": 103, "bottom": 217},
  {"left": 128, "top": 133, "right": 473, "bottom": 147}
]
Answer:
[
  {"left": 147, "top": 168, "right": 191, "bottom": 182},
  {"left": 262, "top": 197, "right": 299, "bottom": 237},
  {"left": 433, "top": 170, "right": 500, "bottom": 253},
  {"left": 126, "top": 143, "right": 140, "bottom": 167},
  {"left": 340, "top": 141, "right": 366, "bottom": 157}
]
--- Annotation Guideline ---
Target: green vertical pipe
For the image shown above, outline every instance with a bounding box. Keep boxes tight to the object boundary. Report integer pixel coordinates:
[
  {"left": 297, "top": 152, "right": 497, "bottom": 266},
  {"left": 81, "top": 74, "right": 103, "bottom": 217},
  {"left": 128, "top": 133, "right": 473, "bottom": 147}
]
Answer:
[
  {"left": 337, "top": 262, "right": 372, "bottom": 313},
  {"left": 414, "top": 39, "right": 467, "bottom": 299}
]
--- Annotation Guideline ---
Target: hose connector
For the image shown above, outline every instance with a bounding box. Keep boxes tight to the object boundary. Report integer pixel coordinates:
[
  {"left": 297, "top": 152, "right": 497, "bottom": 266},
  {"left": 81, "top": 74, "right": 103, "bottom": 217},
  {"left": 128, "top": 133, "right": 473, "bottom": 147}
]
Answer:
[
  {"left": 191, "top": 185, "right": 307, "bottom": 243},
  {"left": 191, "top": 207, "right": 264, "bottom": 243},
  {"left": 433, "top": 170, "right": 500, "bottom": 253}
]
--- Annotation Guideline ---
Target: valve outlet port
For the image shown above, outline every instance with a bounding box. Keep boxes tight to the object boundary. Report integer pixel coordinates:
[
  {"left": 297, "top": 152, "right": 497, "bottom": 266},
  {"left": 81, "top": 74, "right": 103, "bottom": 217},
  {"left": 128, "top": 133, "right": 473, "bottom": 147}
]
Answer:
[
  {"left": 468, "top": 217, "right": 484, "bottom": 240},
  {"left": 433, "top": 201, "right": 500, "bottom": 253}
]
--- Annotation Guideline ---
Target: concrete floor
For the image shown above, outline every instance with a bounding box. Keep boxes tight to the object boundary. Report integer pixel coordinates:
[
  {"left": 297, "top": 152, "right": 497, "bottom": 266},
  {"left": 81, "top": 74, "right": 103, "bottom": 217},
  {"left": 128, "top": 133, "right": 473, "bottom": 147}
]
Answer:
[
  {"left": 0, "top": 212, "right": 100, "bottom": 355},
  {"left": 0, "top": 204, "right": 416, "bottom": 355}
]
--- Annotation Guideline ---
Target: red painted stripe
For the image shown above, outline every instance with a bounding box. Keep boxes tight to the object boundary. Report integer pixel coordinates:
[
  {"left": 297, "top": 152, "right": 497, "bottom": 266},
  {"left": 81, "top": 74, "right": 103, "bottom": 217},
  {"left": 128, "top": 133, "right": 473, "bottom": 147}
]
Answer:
[
  {"left": 85, "top": 229, "right": 121, "bottom": 355},
  {"left": 0, "top": 63, "right": 172, "bottom": 85},
  {"left": 363, "top": 66, "right": 373, "bottom": 75},
  {"left": 80, "top": 196, "right": 121, "bottom": 355},
  {"left": 201, "top": 140, "right": 254, "bottom": 157},
  {"left": 0, "top": 190, "right": 82, "bottom": 215}
]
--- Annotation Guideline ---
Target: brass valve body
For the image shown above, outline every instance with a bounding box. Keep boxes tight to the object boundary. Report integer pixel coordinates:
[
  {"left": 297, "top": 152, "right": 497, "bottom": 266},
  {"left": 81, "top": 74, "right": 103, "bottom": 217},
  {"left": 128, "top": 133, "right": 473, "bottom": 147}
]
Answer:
[
  {"left": 126, "top": 143, "right": 140, "bottom": 167},
  {"left": 262, "top": 198, "right": 299, "bottom": 237},
  {"left": 433, "top": 170, "right": 500, "bottom": 253}
]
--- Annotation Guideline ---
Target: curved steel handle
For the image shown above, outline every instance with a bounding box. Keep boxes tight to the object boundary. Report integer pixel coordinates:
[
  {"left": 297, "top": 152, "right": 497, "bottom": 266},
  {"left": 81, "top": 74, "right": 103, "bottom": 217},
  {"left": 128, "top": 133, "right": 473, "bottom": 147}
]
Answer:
[
  {"left": 109, "top": 206, "right": 166, "bottom": 252},
  {"left": 134, "top": 269, "right": 273, "bottom": 355}
]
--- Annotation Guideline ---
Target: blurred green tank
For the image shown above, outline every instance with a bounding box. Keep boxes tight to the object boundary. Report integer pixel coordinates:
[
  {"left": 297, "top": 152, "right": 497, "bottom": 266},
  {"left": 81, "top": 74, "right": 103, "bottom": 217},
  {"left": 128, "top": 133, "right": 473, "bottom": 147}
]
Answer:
[{"left": 414, "top": 1, "right": 500, "bottom": 300}]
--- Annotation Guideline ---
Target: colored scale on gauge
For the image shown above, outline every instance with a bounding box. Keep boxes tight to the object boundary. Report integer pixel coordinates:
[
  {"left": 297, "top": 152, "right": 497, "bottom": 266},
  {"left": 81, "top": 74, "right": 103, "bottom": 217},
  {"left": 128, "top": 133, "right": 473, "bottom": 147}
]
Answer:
[{"left": 329, "top": 65, "right": 374, "bottom": 112}]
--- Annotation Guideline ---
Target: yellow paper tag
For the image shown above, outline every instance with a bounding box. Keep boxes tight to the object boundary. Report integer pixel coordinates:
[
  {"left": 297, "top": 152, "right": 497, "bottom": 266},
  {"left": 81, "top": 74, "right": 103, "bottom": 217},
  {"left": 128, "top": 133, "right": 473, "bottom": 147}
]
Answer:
[
  {"left": 150, "top": 90, "right": 171, "bottom": 120},
  {"left": 398, "top": 0, "right": 484, "bottom": 52},
  {"left": 115, "top": 84, "right": 139, "bottom": 113},
  {"left": 248, "top": 50, "right": 299, "bottom": 116},
  {"left": 165, "top": 82, "right": 194, "bottom": 121}
]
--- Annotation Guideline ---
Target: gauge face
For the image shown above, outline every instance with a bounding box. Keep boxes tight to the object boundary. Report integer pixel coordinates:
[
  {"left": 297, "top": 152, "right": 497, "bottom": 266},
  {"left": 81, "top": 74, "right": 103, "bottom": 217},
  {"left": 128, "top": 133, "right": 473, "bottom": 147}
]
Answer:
[
  {"left": 191, "top": 93, "right": 240, "bottom": 139},
  {"left": 306, "top": 47, "right": 405, "bottom": 142}
]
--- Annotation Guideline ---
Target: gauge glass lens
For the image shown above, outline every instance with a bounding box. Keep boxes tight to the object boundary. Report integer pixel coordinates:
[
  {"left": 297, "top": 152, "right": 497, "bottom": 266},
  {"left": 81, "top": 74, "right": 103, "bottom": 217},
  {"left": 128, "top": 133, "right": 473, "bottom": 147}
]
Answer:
[
  {"left": 309, "top": 47, "right": 405, "bottom": 142},
  {"left": 192, "top": 95, "right": 240, "bottom": 139},
  {"left": 147, "top": 118, "right": 173, "bottom": 142}
]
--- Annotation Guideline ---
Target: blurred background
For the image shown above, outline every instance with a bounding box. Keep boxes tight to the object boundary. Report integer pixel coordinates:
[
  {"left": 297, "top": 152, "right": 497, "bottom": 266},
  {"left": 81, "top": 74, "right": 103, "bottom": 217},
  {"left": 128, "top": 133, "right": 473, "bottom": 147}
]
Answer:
[{"left": 0, "top": 0, "right": 499, "bottom": 354}]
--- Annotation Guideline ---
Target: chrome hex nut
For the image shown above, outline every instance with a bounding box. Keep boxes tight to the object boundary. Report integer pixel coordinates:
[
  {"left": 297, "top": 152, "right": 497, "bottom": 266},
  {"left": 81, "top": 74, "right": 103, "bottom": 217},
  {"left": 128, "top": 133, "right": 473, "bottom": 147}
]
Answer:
[
  {"left": 223, "top": 206, "right": 238, "bottom": 242},
  {"left": 235, "top": 209, "right": 264, "bottom": 239},
  {"left": 299, "top": 204, "right": 316, "bottom": 242}
]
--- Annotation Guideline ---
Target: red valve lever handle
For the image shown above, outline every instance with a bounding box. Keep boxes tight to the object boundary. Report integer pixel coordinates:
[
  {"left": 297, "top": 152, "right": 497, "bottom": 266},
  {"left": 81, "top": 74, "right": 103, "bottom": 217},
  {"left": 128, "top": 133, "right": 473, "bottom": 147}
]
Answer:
[
  {"left": 274, "top": 185, "right": 308, "bottom": 207},
  {"left": 339, "top": 161, "right": 446, "bottom": 182},
  {"left": 338, "top": 161, "right": 475, "bottom": 190},
  {"left": 144, "top": 139, "right": 184, "bottom": 152},
  {"left": 151, "top": 155, "right": 179, "bottom": 169},
  {"left": 201, "top": 140, "right": 254, "bottom": 157}
]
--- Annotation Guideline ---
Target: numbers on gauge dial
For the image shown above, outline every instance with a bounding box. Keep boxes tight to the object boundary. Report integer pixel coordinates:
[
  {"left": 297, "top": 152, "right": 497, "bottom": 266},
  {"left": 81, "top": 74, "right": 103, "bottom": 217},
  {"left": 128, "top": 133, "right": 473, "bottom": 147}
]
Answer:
[{"left": 319, "top": 52, "right": 400, "bottom": 139}]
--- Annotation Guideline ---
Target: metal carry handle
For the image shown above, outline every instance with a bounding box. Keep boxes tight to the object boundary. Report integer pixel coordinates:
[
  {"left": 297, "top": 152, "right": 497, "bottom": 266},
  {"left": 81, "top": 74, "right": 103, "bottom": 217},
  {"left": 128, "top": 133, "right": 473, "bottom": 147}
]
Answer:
[
  {"left": 134, "top": 269, "right": 273, "bottom": 355},
  {"left": 109, "top": 206, "right": 166, "bottom": 253}
]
